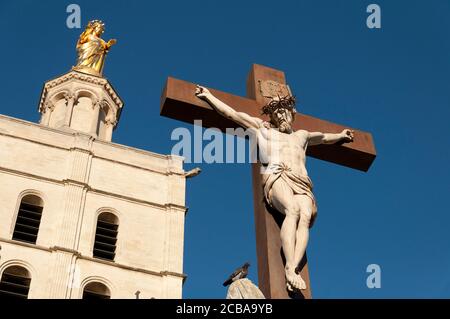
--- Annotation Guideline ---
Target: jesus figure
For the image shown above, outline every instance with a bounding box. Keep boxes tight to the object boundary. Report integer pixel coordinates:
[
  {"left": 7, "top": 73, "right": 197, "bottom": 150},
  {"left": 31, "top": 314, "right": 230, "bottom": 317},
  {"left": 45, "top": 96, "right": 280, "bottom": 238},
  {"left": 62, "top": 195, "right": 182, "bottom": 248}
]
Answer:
[{"left": 195, "top": 85, "right": 354, "bottom": 291}]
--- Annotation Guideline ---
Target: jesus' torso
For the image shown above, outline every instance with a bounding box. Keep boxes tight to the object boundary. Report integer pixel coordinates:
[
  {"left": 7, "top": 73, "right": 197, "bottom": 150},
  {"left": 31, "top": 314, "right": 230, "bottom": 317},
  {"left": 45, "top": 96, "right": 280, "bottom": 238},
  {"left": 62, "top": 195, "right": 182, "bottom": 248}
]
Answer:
[{"left": 254, "top": 125, "right": 310, "bottom": 177}]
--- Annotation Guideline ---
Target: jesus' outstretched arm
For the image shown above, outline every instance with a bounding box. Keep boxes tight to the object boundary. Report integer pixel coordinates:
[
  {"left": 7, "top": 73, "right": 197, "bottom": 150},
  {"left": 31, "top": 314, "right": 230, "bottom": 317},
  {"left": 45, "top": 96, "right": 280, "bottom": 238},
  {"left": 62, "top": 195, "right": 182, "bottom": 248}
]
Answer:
[
  {"left": 195, "top": 85, "right": 262, "bottom": 130},
  {"left": 307, "top": 129, "right": 354, "bottom": 145}
]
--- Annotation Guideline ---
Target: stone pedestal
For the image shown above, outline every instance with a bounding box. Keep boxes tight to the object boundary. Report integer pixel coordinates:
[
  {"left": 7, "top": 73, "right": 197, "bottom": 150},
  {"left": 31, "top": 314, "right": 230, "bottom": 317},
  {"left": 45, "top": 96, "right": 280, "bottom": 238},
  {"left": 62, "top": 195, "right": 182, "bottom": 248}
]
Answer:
[{"left": 226, "top": 279, "right": 265, "bottom": 299}]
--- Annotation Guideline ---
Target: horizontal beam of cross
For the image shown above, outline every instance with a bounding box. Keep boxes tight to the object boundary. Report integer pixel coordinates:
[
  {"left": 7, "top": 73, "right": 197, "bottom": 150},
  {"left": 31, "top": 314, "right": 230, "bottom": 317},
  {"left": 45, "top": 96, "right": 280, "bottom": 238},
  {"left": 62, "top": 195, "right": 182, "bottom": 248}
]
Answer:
[{"left": 161, "top": 77, "right": 376, "bottom": 171}]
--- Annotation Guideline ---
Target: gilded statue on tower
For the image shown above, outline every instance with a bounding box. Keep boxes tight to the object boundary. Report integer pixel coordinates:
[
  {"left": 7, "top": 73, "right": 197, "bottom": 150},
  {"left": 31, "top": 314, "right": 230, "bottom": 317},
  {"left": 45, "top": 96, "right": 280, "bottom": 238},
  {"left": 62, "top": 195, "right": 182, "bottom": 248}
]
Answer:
[{"left": 73, "top": 20, "right": 116, "bottom": 77}]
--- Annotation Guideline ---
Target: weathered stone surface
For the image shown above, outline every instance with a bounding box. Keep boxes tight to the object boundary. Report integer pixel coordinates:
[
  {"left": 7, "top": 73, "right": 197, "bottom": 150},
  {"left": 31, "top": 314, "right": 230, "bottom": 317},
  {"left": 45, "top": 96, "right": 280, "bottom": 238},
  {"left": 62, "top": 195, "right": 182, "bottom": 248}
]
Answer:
[
  {"left": 0, "top": 111, "right": 187, "bottom": 298},
  {"left": 226, "top": 279, "right": 265, "bottom": 299}
]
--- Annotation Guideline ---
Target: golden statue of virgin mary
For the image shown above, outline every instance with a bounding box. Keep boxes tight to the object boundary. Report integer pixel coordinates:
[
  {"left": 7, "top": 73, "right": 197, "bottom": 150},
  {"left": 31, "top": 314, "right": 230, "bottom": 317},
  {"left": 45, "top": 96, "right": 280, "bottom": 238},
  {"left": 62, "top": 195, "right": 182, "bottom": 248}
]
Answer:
[{"left": 73, "top": 20, "right": 116, "bottom": 77}]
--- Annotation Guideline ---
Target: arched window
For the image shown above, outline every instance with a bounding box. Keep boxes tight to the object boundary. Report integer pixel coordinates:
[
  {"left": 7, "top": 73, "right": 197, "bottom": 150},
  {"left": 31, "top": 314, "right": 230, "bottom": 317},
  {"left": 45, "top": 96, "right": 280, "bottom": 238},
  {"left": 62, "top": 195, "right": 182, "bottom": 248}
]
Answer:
[
  {"left": 82, "top": 282, "right": 111, "bottom": 299},
  {"left": 71, "top": 95, "right": 97, "bottom": 133},
  {"left": 12, "top": 195, "right": 44, "bottom": 244},
  {"left": 0, "top": 266, "right": 31, "bottom": 299},
  {"left": 93, "top": 212, "right": 118, "bottom": 261}
]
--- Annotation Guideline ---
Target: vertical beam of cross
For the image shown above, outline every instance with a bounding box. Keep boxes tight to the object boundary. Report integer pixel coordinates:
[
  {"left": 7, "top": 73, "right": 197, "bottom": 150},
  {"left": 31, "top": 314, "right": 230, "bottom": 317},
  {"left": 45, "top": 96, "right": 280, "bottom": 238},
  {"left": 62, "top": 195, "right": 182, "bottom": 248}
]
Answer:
[{"left": 247, "top": 65, "right": 312, "bottom": 299}]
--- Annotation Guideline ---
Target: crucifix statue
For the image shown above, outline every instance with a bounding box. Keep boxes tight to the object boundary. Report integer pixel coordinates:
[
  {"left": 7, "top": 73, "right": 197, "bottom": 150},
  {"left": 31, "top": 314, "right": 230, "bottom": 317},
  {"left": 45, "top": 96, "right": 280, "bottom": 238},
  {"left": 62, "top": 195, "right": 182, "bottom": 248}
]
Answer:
[
  {"left": 195, "top": 85, "right": 353, "bottom": 292},
  {"left": 160, "top": 64, "right": 376, "bottom": 298}
]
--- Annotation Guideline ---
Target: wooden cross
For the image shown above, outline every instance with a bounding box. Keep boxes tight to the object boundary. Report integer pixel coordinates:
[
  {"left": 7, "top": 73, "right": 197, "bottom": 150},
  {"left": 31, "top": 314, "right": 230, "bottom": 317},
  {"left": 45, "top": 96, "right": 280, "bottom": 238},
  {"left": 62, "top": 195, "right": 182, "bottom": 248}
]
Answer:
[{"left": 160, "top": 64, "right": 376, "bottom": 299}]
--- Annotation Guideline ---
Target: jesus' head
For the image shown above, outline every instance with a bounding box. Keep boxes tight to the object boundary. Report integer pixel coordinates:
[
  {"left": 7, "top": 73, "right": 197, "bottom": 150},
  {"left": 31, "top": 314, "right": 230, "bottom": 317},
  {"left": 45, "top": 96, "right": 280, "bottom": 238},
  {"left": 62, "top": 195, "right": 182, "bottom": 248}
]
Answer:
[{"left": 262, "top": 95, "right": 297, "bottom": 133}]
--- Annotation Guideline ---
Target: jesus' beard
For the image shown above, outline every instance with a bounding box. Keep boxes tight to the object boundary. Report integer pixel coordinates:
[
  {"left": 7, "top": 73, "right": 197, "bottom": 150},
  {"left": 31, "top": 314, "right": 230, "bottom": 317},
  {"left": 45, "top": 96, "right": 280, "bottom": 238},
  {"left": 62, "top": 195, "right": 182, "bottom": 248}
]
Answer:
[{"left": 278, "top": 122, "right": 292, "bottom": 133}]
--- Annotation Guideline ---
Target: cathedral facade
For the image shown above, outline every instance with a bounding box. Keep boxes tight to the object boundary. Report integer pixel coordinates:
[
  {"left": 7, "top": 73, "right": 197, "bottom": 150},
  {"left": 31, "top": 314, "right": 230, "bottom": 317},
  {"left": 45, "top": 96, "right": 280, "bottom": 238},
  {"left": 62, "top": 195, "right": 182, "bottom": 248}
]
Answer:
[{"left": 0, "top": 69, "right": 188, "bottom": 298}]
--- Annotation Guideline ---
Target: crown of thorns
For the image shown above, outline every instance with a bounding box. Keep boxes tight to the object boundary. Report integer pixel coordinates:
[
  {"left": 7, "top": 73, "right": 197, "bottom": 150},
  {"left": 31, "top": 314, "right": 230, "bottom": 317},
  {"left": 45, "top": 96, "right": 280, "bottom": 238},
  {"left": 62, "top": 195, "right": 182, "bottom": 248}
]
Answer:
[{"left": 261, "top": 95, "right": 297, "bottom": 115}]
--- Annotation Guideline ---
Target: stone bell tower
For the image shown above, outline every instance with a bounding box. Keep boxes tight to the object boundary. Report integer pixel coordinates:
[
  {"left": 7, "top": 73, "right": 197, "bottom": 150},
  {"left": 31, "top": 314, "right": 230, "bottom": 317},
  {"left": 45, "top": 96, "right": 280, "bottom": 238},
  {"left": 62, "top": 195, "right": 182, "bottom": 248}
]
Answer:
[
  {"left": 38, "top": 72, "right": 123, "bottom": 141},
  {"left": 39, "top": 19, "right": 122, "bottom": 142},
  {"left": 0, "top": 21, "right": 188, "bottom": 299}
]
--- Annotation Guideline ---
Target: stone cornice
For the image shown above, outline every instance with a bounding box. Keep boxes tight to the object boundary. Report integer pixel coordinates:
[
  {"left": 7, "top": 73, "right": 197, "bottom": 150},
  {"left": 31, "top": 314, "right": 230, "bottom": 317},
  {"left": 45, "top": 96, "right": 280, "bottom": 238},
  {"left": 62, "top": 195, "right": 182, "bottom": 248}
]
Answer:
[
  {"left": 0, "top": 166, "right": 188, "bottom": 214},
  {"left": 89, "top": 188, "right": 188, "bottom": 215},
  {"left": 79, "top": 256, "right": 186, "bottom": 280},
  {"left": 0, "top": 114, "right": 177, "bottom": 164},
  {"left": 0, "top": 117, "right": 184, "bottom": 177},
  {"left": 62, "top": 179, "right": 91, "bottom": 189},
  {"left": 38, "top": 71, "right": 123, "bottom": 117},
  {"left": 0, "top": 237, "right": 52, "bottom": 253},
  {"left": 0, "top": 166, "right": 62, "bottom": 185},
  {"left": 0, "top": 238, "right": 186, "bottom": 280},
  {"left": 160, "top": 271, "right": 187, "bottom": 280},
  {"left": 49, "top": 246, "right": 82, "bottom": 257},
  {"left": 69, "top": 147, "right": 93, "bottom": 156},
  {"left": 93, "top": 155, "right": 185, "bottom": 178},
  {"left": 165, "top": 203, "right": 189, "bottom": 214}
]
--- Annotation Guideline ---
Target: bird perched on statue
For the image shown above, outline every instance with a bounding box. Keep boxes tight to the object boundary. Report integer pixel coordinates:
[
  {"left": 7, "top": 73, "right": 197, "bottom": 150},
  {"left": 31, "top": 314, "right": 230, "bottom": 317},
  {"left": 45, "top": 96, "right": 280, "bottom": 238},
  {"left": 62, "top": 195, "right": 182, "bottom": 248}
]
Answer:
[{"left": 223, "top": 262, "right": 250, "bottom": 287}]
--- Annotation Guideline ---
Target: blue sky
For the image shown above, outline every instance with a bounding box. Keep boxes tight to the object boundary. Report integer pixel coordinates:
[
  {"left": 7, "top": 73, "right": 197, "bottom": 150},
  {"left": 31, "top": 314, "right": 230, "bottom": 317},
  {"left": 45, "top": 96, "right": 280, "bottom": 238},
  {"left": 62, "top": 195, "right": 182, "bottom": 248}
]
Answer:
[{"left": 0, "top": 0, "right": 449, "bottom": 298}]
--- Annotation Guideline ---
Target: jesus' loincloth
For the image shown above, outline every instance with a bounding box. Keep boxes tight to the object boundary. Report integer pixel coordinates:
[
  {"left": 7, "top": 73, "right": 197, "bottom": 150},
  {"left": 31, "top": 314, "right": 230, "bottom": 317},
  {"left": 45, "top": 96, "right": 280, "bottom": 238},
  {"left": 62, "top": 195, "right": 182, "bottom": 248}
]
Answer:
[{"left": 262, "top": 163, "right": 318, "bottom": 224}]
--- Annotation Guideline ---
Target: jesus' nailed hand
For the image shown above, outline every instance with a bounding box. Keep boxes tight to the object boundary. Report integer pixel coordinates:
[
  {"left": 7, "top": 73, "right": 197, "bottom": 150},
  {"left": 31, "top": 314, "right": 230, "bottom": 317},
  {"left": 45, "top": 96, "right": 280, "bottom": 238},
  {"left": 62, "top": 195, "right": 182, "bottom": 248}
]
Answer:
[{"left": 195, "top": 85, "right": 353, "bottom": 292}]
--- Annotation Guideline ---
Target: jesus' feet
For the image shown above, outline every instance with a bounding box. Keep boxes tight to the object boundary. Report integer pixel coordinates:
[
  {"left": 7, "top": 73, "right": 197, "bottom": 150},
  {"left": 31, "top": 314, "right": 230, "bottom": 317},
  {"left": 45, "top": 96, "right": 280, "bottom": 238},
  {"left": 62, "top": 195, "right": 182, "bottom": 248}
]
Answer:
[
  {"left": 296, "top": 274, "right": 306, "bottom": 290},
  {"left": 285, "top": 265, "right": 307, "bottom": 291},
  {"left": 285, "top": 265, "right": 306, "bottom": 291}
]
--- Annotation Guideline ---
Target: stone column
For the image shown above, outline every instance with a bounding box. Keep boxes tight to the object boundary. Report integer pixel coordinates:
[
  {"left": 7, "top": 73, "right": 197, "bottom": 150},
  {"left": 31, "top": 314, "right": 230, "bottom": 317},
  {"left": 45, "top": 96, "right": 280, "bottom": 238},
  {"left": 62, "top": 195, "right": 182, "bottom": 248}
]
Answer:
[
  {"left": 49, "top": 134, "right": 93, "bottom": 298},
  {"left": 90, "top": 99, "right": 101, "bottom": 136},
  {"left": 104, "top": 119, "right": 115, "bottom": 142},
  {"left": 40, "top": 101, "right": 55, "bottom": 126},
  {"left": 64, "top": 92, "right": 77, "bottom": 126}
]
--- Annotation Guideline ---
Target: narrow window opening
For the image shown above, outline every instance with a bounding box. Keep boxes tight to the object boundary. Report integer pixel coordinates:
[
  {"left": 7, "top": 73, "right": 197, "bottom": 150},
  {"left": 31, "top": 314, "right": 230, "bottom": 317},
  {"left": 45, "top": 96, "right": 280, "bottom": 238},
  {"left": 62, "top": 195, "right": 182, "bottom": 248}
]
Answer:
[
  {"left": 82, "top": 282, "right": 111, "bottom": 299},
  {"left": 12, "top": 195, "right": 44, "bottom": 244},
  {"left": 93, "top": 212, "right": 118, "bottom": 261},
  {"left": 0, "top": 266, "right": 31, "bottom": 299}
]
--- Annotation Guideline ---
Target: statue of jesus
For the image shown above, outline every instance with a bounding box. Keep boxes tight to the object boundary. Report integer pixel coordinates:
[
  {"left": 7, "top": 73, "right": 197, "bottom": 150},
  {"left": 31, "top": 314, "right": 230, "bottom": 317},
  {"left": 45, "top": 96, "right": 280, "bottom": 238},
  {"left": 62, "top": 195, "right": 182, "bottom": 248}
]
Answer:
[{"left": 195, "top": 85, "right": 354, "bottom": 291}]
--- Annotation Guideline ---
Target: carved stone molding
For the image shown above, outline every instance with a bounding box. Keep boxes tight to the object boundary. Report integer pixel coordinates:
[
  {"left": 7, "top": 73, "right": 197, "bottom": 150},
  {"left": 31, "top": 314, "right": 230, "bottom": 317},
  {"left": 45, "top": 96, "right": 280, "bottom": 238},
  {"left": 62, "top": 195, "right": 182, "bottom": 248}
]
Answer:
[
  {"left": 105, "top": 118, "right": 117, "bottom": 127},
  {"left": 38, "top": 71, "right": 123, "bottom": 116},
  {"left": 91, "top": 98, "right": 102, "bottom": 110},
  {"left": 41, "top": 101, "right": 55, "bottom": 114},
  {"left": 64, "top": 91, "right": 78, "bottom": 102}
]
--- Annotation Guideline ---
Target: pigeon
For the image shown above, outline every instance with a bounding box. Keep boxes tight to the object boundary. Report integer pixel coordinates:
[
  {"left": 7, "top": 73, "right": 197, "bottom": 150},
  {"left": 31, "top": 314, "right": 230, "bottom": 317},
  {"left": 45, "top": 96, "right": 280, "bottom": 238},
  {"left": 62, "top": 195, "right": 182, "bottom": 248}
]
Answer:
[{"left": 223, "top": 262, "right": 250, "bottom": 287}]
